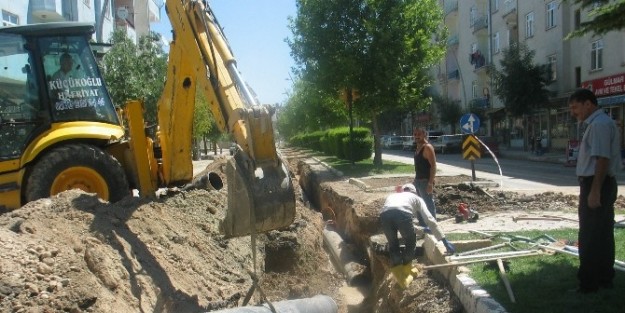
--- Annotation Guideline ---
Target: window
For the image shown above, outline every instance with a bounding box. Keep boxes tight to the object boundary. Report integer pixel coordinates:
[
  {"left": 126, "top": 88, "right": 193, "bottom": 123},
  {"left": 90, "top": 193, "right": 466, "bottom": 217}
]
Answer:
[
  {"left": 39, "top": 35, "right": 118, "bottom": 124},
  {"left": 574, "top": 10, "right": 581, "bottom": 30},
  {"left": 105, "top": 3, "right": 112, "bottom": 20},
  {"left": 2, "top": 10, "right": 19, "bottom": 26},
  {"left": 492, "top": 0, "right": 499, "bottom": 12},
  {"left": 525, "top": 12, "right": 534, "bottom": 38},
  {"left": 506, "top": 29, "right": 511, "bottom": 47},
  {"left": 472, "top": 81, "right": 478, "bottom": 98},
  {"left": 591, "top": 39, "right": 603, "bottom": 71},
  {"left": 548, "top": 55, "right": 557, "bottom": 81},
  {"left": 0, "top": 33, "right": 41, "bottom": 159},
  {"left": 546, "top": 1, "right": 557, "bottom": 29},
  {"left": 493, "top": 32, "right": 500, "bottom": 53},
  {"left": 575, "top": 67, "right": 581, "bottom": 87},
  {"left": 470, "top": 6, "right": 477, "bottom": 26}
]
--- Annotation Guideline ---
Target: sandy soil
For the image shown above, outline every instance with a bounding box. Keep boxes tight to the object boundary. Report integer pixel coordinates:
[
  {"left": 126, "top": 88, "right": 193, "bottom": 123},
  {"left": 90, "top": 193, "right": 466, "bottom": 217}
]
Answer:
[{"left": 0, "top": 158, "right": 346, "bottom": 313}]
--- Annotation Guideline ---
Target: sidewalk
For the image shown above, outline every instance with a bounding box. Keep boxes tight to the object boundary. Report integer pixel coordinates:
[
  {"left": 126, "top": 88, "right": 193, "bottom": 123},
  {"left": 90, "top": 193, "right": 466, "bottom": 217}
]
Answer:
[
  {"left": 499, "top": 147, "right": 565, "bottom": 163},
  {"left": 499, "top": 147, "right": 625, "bottom": 182}
]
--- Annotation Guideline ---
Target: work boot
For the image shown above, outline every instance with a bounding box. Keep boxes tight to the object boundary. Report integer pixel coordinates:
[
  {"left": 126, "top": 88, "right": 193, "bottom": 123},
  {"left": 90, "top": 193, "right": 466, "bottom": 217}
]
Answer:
[
  {"left": 401, "top": 263, "right": 414, "bottom": 277},
  {"left": 390, "top": 264, "right": 413, "bottom": 289}
]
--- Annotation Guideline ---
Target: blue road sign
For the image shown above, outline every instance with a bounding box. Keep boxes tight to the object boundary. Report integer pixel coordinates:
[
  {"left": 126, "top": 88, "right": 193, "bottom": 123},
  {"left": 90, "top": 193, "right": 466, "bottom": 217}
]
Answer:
[{"left": 460, "top": 113, "right": 480, "bottom": 134}]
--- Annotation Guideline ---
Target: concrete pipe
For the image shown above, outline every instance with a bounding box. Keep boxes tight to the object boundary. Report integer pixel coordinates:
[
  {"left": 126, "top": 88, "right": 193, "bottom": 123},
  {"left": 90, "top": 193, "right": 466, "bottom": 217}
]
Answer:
[
  {"left": 207, "top": 295, "right": 338, "bottom": 313},
  {"left": 323, "top": 225, "right": 368, "bottom": 286},
  {"left": 183, "top": 172, "right": 224, "bottom": 191}
]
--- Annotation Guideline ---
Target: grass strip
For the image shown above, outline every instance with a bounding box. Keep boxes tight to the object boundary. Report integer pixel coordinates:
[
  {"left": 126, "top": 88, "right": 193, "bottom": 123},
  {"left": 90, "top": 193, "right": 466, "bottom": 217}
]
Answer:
[{"left": 448, "top": 229, "right": 625, "bottom": 313}]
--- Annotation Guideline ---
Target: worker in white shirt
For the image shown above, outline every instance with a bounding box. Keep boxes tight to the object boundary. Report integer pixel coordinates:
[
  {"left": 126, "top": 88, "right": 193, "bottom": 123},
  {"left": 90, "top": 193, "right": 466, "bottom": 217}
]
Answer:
[{"left": 379, "top": 183, "right": 455, "bottom": 268}]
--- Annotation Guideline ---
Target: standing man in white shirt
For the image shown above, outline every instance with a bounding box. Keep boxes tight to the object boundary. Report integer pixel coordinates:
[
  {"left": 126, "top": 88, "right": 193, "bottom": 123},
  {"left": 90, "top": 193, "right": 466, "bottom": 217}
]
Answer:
[{"left": 569, "top": 88, "right": 620, "bottom": 294}]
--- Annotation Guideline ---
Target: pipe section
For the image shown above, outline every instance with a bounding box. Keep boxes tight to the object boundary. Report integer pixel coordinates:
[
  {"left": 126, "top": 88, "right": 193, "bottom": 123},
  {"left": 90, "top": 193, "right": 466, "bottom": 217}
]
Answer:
[
  {"left": 207, "top": 295, "right": 338, "bottom": 313},
  {"left": 323, "top": 225, "right": 369, "bottom": 286}
]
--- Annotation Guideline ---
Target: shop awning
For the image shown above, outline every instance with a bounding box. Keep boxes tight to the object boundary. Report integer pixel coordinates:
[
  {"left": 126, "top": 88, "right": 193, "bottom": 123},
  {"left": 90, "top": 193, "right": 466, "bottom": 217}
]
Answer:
[{"left": 598, "top": 94, "right": 625, "bottom": 106}]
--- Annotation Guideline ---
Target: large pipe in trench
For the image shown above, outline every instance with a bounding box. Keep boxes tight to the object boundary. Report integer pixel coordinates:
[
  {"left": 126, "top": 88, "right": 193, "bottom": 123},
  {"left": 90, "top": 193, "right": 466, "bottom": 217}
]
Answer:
[
  {"left": 323, "top": 225, "right": 368, "bottom": 286},
  {"left": 207, "top": 295, "right": 337, "bottom": 313}
]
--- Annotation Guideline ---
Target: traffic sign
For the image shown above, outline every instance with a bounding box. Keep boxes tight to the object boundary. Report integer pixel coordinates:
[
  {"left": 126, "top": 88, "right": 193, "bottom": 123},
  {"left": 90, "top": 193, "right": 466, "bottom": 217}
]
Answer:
[
  {"left": 460, "top": 113, "right": 480, "bottom": 134},
  {"left": 462, "top": 134, "right": 481, "bottom": 160}
]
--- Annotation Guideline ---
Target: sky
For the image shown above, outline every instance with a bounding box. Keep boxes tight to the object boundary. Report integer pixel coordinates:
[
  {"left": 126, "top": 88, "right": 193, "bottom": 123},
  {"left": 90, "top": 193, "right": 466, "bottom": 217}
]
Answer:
[{"left": 150, "top": 1, "right": 297, "bottom": 105}]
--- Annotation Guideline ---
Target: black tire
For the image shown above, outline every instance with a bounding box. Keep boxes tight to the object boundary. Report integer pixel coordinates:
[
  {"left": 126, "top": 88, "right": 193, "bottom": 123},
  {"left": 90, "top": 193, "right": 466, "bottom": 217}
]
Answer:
[{"left": 25, "top": 144, "right": 130, "bottom": 203}]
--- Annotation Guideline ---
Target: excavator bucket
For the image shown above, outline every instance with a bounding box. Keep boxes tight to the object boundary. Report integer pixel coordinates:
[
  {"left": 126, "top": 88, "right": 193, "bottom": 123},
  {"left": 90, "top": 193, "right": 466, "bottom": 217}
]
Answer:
[{"left": 221, "top": 150, "right": 295, "bottom": 237}]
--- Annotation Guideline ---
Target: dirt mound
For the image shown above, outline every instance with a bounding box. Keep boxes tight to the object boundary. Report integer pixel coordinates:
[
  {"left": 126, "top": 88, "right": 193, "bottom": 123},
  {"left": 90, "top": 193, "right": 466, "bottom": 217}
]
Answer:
[{"left": 0, "top": 159, "right": 346, "bottom": 313}]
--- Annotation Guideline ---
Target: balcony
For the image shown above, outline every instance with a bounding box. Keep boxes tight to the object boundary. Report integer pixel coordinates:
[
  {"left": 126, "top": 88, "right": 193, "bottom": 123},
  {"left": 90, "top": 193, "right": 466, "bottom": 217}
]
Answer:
[
  {"left": 472, "top": 15, "right": 488, "bottom": 34},
  {"left": 444, "top": 0, "right": 458, "bottom": 16},
  {"left": 447, "top": 69, "right": 460, "bottom": 80},
  {"left": 446, "top": 34, "right": 459, "bottom": 48},
  {"left": 149, "top": 0, "right": 161, "bottom": 22},
  {"left": 470, "top": 97, "right": 490, "bottom": 110},
  {"left": 470, "top": 49, "right": 490, "bottom": 74},
  {"left": 502, "top": 0, "right": 517, "bottom": 26},
  {"left": 31, "top": 0, "right": 64, "bottom": 22}
]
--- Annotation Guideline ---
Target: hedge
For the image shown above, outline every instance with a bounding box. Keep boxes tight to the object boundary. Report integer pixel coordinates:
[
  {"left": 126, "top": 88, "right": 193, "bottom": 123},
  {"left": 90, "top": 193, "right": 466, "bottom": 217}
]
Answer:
[{"left": 289, "top": 127, "right": 373, "bottom": 161}]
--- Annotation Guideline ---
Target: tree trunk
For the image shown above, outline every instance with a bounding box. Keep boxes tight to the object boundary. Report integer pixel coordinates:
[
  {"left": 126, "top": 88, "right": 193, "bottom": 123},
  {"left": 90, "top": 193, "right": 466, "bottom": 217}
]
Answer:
[{"left": 372, "top": 113, "right": 383, "bottom": 166}]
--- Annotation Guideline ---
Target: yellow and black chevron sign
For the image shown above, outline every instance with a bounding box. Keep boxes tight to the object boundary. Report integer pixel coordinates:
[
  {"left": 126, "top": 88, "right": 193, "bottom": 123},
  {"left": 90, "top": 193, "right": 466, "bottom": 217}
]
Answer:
[{"left": 462, "top": 135, "right": 481, "bottom": 160}]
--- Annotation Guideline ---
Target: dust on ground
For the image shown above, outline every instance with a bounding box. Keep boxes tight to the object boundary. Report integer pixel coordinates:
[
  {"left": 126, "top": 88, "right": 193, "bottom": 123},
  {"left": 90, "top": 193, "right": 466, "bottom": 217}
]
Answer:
[{"left": 2, "top": 153, "right": 624, "bottom": 313}]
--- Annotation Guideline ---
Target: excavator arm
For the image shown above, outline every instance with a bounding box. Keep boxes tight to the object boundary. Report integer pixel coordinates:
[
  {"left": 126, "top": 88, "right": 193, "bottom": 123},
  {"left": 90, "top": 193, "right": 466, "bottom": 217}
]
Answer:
[{"left": 155, "top": 0, "right": 295, "bottom": 237}]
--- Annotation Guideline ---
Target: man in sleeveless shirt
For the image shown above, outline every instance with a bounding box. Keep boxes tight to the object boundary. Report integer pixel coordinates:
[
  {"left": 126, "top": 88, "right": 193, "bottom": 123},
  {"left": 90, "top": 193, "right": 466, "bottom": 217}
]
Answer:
[{"left": 412, "top": 127, "right": 437, "bottom": 226}]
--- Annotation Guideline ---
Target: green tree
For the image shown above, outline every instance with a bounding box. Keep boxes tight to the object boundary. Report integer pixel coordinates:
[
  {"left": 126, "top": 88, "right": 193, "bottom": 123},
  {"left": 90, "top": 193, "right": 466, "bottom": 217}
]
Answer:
[
  {"left": 492, "top": 43, "right": 551, "bottom": 117},
  {"left": 277, "top": 79, "right": 346, "bottom": 139},
  {"left": 101, "top": 29, "right": 167, "bottom": 124},
  {"left": 434, "top": 95, "right": 463, "bottom": 134},
  {"left": 565, "top": 0, "right": 625, "bottom": 38},
  {"left": 289, "top": 0, "right": 445, "bottom": 165}
]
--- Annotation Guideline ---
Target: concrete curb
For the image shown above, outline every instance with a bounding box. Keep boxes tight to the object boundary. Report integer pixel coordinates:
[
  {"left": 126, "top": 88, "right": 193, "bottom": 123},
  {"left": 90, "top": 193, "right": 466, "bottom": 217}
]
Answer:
[
  {"left": 453, "top": 274, "right": 506, "bottom": 313},
  {"left": 422, "top": 234, "right": 508, "bottom": 313},
  {"left": 311, "top": 157, "right": 344, "bottom": 177}
]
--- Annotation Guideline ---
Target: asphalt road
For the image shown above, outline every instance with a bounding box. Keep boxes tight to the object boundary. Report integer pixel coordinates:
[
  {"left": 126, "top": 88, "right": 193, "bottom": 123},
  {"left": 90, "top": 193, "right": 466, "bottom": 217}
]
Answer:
[
  {"left": 192, "top": 149, "right": 625, "bottom": 196},
  {"left": 382, "top": 149, "right": 625, "bottom": 196}
]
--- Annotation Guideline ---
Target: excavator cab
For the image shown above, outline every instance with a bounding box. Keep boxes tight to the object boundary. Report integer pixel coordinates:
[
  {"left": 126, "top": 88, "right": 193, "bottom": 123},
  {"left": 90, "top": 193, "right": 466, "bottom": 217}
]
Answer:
[{"left": 0, "top": 23, "right": 127, "bottom": 210}]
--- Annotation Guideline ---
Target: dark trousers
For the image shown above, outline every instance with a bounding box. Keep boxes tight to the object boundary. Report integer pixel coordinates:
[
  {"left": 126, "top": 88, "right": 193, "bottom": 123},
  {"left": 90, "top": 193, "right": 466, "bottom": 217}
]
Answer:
[
  {"left": 380, "top": 209, "right": 416, "bottom": 266},
  {"left": 413, "top": 178, "right": 436, "bottom": 227},
  {"left": 578, "top": 176, "right": 617, "bottom": 289}
]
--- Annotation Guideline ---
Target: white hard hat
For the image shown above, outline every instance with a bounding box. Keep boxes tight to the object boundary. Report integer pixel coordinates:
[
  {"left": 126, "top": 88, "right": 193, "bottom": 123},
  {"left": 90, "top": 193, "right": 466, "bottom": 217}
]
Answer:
[{"left": 402, "top": 183, "right": 417, "bottom": 193}]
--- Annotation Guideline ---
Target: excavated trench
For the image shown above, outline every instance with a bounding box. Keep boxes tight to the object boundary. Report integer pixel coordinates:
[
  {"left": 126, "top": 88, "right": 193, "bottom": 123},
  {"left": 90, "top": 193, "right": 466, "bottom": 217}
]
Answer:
[{"left": 293, "top": 156, "right": 468, "bottom": 313}]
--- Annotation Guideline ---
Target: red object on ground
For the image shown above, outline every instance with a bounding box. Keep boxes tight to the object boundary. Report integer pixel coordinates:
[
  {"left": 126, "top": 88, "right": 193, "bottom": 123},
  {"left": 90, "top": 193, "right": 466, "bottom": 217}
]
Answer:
[{"left": 458, "top": 203, "right": 469, "bottom": 220}]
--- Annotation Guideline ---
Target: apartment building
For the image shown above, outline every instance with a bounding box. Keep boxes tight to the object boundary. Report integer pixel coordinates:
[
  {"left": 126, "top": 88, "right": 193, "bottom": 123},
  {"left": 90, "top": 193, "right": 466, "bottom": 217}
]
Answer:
[
  {"left": 0, "top": 0, "right": 160, "bottom": 44},
  {"left": 434, "top": 0, "right": 625, "bottom": 152}
]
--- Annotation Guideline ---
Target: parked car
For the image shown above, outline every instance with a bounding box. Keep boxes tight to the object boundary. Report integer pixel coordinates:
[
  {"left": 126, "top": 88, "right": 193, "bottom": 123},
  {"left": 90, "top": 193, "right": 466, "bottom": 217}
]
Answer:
[
  {"left": 384, "top": 136, "right": 404, "bottom": 150},
  {"left": 381, "top": 136, "right": 390, "bottom": 149},
  {"left": 432, "top": 135, "right": 463, "bottom": 154},
  {"left": 477, "top": 136, "right": 500, "bottom": 157},
  {"left": 402, "top": 137, "right": 415, "bottom": 150}
]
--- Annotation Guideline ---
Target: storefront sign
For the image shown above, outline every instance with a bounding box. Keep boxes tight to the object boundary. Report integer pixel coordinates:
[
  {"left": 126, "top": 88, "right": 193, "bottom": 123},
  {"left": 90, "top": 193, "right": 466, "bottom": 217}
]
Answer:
[{"left": 582, "top": 73, "right": 625, "bottom": 97}]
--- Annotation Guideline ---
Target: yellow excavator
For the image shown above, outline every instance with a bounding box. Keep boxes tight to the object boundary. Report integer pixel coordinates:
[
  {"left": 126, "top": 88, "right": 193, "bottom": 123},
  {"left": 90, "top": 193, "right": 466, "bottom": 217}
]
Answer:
[{"left": 0, "top": 0, "right": 295, "bottom": 237}]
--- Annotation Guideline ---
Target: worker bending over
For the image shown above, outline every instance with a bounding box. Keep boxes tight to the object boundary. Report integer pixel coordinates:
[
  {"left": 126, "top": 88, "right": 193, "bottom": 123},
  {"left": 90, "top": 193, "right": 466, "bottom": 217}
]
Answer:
[{"left": 379, "top": 183, "right": 455, "bottom": 267}]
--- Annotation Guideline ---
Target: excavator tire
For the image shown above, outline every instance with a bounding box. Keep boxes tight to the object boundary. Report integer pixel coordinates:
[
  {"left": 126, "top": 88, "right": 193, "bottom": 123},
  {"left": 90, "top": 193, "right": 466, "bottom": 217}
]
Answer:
[{"left": 25, "top": 143, "right": 130, "bottom": 203}]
